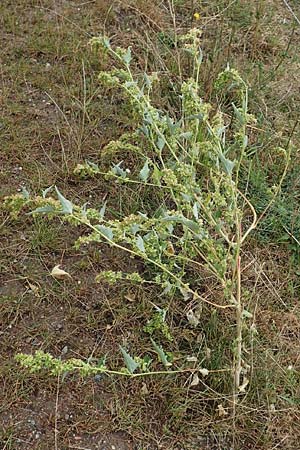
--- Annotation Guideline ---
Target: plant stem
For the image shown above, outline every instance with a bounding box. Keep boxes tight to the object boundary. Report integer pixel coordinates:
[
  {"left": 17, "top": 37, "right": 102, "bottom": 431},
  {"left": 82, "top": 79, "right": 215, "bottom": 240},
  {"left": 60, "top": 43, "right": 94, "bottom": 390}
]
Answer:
[{"left": 234, "top": 253, "right": 242, "bottom": 400}]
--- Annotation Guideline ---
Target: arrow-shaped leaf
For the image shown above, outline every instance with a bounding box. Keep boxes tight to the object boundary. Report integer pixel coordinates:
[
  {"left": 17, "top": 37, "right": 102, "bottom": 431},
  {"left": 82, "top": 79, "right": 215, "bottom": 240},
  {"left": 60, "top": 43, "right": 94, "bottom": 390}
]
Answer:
[
  {"left": 99, "top": 201, "right": 107, "bottom": 220},
  {"left": 136, "top": 235, "right": 145, "bottom": 253},
  {"left": 21, "top": 186, "right": 30, "bottom": 200},
  {"left": 42, "top": 185, "right": 53, "bottom": 198},
  {"left": 151, "top": 338, "right": 172, "bottom": 368},
  {"left": 55, "top": 186, "right": 73, "bottom": 214},
  {"left": 122, "top": 47, "right": 132, "bottom": 65},
  {"left": 96, "top": 225, "right": 114, "bottom": 241},
  {"left": 28, "top": 205, "right": 56, "bottom": 215},
  {"left": 139, "top": 160, "right": 150, "bottom": 182},
  {"left": 119, "top": 346, "right": 139, "bottom": 373}
]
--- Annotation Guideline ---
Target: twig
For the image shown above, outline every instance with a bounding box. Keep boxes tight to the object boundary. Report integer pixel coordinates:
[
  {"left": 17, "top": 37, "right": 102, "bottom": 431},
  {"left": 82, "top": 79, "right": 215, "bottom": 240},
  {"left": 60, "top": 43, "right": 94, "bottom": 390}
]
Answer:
[
  {"left": 54, "top": 375, "right": 60, "bottom": 450},
  {"left": 282, "top": 0, "right": 300, "bottom": 27}
]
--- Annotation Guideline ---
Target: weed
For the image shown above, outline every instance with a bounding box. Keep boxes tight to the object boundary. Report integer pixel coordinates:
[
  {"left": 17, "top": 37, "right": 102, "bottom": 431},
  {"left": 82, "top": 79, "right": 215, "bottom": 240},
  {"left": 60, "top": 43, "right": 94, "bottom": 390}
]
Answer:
[
  {"left": 2, "top": 1, "right": 300, "bottom": 449},
  {"left": 6, "top": 27, "right": 291, "bottom": 423}
]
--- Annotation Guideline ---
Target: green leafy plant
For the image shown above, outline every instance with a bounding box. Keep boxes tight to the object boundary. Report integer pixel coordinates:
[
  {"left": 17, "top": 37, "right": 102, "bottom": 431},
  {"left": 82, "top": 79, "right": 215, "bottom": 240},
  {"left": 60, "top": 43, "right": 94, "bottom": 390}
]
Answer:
[{"left": 6, "top": 28, "right": 291, "bottom": 413}]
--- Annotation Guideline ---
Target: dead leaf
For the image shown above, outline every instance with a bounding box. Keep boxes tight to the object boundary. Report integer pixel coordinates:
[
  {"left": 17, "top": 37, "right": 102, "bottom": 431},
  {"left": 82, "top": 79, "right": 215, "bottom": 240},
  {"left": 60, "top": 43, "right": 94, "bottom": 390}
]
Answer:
[
  {"left": 27, "top": 282, "right": 40, "bottom": 297},
  {"left": 217, "top": 404, "right": 228, "bottom": 417},
  {"left": 186, "top": 309, "right": 200, "bottom": 327},
  {"left": 199, "top": 368, "right": 209, "bottom": 377},
  {"left": 239, "top": 377, "right": 249, "bottom": 393},
  {"left": 186, "top": 356, "right": 198, "bottom": 362},
  {"left": 269, "top": 403, "right": 276, "bottom": 413},
  {"left": 205, "top": 348, "right": 211, "bottom": 360},
  {"left": 141, "top": 382, "right": 149, "bottom": 395},
  {"left": 51, "top": 265, "right": 72, "bottom": 280},
  {"left": 190, "top": 373, "right": 199, "bottom": 386}
]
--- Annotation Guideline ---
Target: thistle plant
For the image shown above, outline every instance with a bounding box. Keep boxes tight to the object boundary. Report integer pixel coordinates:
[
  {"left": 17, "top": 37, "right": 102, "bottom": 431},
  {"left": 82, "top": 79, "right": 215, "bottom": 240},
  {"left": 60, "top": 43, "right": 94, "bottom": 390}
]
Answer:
[{"left": 6, "top": 28, "right": 291, "bottom": 412}]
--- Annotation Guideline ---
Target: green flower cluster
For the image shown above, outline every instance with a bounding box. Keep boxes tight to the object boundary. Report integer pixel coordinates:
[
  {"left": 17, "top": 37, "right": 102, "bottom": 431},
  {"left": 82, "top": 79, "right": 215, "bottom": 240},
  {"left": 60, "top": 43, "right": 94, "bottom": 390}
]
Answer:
[{"left": 15, "top": 351, "right": 106, "bottom": 377}]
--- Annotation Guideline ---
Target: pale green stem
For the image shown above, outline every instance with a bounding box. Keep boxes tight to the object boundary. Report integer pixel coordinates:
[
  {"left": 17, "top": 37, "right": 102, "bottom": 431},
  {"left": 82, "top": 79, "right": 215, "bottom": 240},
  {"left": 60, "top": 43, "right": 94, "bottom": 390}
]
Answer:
[{"left": 76, "top": 215, "right": 234, "bottom": 310}]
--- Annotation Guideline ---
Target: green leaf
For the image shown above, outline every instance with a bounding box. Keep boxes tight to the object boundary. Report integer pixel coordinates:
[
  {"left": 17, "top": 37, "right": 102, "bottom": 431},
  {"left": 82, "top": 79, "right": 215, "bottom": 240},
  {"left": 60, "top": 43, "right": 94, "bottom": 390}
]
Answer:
[
  {"left": 97, "top": 355, "right": 107, "bottom": 368},
  {"left": 156, "top": 136, "right": 165, "bottom": 151},
  {"left": 219, "top": 154, "right": 235, "bottom": 176},
  {"left": 166, "top": 116, "right": 175, "bottom": 133},
  {"left": 139, "top": 160, "right": 150, "bottom": 182},
  {"left": 197, "top": 48, "right": 203, "bottom": 64},
  {"left": 136, "top": 235, "right": 145, "bottom": 253},
  {"left": 144, "top": 113, "right": 153, "bottom": 125},
  {"left": 87, "top": 161, "right": 99, "bottom": 171},
  {"left": 232, "top": 103, "right": 245, "bottom": 125},
  {"left": 152, "top": 165, "right": 162, "bottom": 184},
  {"left": 124, "top": 81, "right": 137, "bottom": 89},
  {"left": 143, "top": 73, "right": 152, "bottom": 87},
  {"left": 131, "top": 223, "right": 140, "bottom": 235},
  {"left": 161, "top": 215, "right": 200, "bottom": 233},
  {"left": 123, "top": 47, "right": 132, "bottom": 65},
  {"left": 181, "top": 193, "right": 192, "bottom": 202},
  {"left": 81, "top": 202, "right": 88, "bottom": 218},
  {"left": 192, "top": 203, "right": 199, "bottom": 220},
  {"left": 179, "top": 132, "right": 193, "bottom": 140},
  {"left": 140, "top": 124, "right": 149, "bottom": 137},
  {"left": 96, "top": 225, "right": 114, "bottom": 241},
  {"left": 151, "top": 338, "right": 172, "bottom": 368},
  {"left": 111, "top": 162, "right": 127, "bottom": 179},
  {"left": 21, "top": 186, "right": 30, "bottom": 200},
  {"left": 103, "top": 37, "right": 111, "bottom": 49},
  {"left": 119, "top": 346, "right": 139, "bottom": 373},
  {"left": 99, "top": 201, "right": 107, "bottom": 220},
  {"left": 42, "top": 185, "right": 53, "bottom": 198},
  {"left": 55, "top": 186, "right": 73, "bottom": 214},
  {"left": 241, "top": 309, "right": 253, "bottom": 319},
  {"left": 28, "top": 205, "right": 56, "bottom": 215}
]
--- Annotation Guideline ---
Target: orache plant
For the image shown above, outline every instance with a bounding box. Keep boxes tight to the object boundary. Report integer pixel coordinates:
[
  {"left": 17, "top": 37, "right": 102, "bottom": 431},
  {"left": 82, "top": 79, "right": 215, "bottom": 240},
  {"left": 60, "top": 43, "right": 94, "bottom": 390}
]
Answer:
[{"left": 7, "top": 28, "right": 290, "bottom": 412}]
